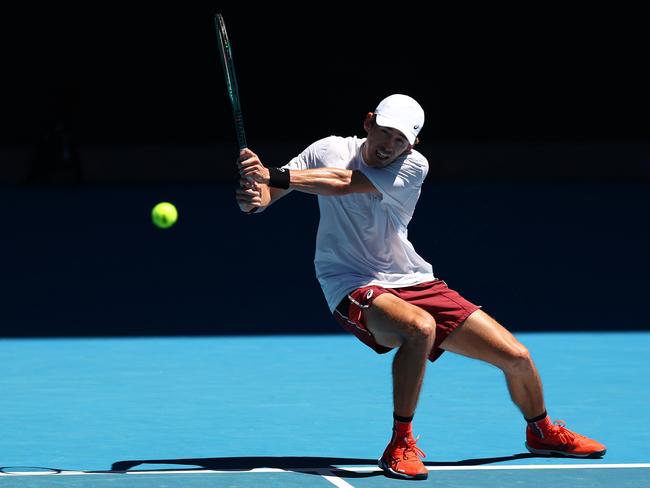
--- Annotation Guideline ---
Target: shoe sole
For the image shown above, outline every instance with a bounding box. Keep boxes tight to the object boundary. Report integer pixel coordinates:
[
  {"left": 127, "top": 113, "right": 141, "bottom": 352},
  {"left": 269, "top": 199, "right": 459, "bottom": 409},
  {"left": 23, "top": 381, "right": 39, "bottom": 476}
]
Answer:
[
  {"left": 526, "top": 443, "right": 607, "bottom": 458},
  {"left": 378, "top": 457, "right": 428, "bottom": 480}
]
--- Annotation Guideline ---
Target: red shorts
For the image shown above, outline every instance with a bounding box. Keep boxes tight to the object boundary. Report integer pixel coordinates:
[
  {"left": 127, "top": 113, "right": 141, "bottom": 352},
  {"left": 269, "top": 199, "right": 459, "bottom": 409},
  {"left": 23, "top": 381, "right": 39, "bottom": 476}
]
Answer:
[{"left": 333, "top": 280, "right": 481, "bottom": 362}]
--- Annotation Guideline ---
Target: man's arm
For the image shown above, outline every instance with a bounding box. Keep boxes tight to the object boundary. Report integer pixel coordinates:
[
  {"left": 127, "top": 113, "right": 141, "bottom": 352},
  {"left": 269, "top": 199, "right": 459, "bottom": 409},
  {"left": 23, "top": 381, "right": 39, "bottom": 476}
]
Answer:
[
  {"left": 239, "top": 148, "right": 379, "bottom": 198},
  {"left": 284, "top": 167, "right": 378, "bottom": 196}
]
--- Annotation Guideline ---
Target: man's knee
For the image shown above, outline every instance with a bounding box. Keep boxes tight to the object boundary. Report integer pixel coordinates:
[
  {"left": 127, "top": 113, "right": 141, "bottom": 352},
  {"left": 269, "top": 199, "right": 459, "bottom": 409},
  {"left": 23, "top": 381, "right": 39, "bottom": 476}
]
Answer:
[
  {"left": 406, "top": 313, "right": 436, "bottom": 344},
  {"left": 364, "top": 294, "right": 437, "bottom": 348},
  {"left": 503, "top": 344, "right": 534, "bottom": 374},
  {"left": 369, "top": 311, "right": 436, "bottom": 349}
]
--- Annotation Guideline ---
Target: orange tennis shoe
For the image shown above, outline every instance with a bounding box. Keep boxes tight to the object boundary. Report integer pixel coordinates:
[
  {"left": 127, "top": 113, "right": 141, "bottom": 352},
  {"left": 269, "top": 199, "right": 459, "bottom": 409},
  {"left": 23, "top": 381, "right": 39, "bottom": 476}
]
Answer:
[
  {"left": 379, "top": 433, "right": 428, "bottom": 480},
  {"left": 526, "top": 419, "right": 607, "bottom": 458}
]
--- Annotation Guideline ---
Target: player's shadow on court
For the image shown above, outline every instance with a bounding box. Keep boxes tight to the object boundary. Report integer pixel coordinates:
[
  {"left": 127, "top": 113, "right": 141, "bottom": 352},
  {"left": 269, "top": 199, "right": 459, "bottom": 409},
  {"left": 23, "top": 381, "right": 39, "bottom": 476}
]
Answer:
[{"left": 109, "top": 453, "right": 540, "bottom": 478}]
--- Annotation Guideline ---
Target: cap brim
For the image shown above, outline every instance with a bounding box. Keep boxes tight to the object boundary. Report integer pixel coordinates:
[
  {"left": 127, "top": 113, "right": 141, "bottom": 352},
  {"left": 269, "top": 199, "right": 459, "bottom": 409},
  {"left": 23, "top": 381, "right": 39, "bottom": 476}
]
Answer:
[{"left": 375, "top": 114, "right": 416, "bottom": 144}]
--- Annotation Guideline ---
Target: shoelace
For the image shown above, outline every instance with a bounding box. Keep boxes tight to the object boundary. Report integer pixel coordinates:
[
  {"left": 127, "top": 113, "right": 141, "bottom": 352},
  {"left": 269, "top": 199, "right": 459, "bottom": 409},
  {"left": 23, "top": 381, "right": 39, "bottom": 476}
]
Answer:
[
  {"left": 551, "top": 420, "right": 580, "bottom": 445},
  {"left": 402, "top": 435, "right": 426, "bottom": 460}
]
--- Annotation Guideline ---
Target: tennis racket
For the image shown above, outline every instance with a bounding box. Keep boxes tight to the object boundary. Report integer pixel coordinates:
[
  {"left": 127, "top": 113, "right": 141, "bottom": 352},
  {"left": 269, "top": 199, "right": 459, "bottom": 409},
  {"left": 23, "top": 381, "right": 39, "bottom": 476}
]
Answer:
[
  {"left": 215, "top": 13, "right": 258, "bottom": 213},
  {"left": 214, "top": 13, "right": 247, "bottom": 150}
]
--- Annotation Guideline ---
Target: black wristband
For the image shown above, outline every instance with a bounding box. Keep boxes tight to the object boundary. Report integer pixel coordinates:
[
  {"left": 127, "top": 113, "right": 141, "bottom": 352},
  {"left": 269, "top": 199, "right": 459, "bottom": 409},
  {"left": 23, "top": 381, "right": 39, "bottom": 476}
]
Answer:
[{"left": 268, "top": 167, "right": 290, "bottom": 189}]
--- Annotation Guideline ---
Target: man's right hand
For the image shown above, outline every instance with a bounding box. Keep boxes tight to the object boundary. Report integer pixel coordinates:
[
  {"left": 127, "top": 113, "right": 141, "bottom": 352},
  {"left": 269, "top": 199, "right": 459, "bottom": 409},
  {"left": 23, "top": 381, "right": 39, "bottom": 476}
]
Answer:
[
  {"left": 235, "top": 179, "right": 263, "bottom": 213},
  {"left": 238, "top": 148, "right": 270, "bottom": 185}
]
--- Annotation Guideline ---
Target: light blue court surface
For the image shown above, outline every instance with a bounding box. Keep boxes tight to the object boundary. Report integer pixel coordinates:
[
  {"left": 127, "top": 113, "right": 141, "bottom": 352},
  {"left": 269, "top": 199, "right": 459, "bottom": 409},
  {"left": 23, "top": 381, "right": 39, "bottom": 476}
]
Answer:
[{"left": 1, "top": 332, "right": 649, "bottom": 487}]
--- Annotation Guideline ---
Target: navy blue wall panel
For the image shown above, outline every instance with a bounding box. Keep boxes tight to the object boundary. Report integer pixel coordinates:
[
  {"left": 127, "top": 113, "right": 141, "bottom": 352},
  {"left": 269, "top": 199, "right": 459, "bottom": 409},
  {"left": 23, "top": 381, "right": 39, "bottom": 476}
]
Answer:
[{"left": 1, "top": 182, "right": 648, "bottom": 336}]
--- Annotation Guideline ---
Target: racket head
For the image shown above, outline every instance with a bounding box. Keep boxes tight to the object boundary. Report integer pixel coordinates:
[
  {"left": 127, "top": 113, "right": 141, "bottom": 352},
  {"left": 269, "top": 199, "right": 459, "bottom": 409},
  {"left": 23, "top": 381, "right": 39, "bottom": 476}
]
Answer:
[{"left": 215, "top": 13, "right": 247, "bottom": 150}]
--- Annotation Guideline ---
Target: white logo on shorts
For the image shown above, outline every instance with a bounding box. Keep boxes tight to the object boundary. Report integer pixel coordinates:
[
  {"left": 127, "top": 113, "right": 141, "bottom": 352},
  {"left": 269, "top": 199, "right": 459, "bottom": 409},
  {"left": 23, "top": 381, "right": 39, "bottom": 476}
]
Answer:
[{"left": 365, "top": 290, "right": 374, "bottom": 300}]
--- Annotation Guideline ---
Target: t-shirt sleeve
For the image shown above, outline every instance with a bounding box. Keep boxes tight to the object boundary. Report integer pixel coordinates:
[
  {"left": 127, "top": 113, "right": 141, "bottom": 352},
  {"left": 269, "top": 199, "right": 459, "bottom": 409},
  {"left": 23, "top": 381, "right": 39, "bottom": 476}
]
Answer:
[
  {"left": 282, "top": 136, "right": 339, "bottom": 171},
  {"left": 360, "top": 152, "right": 429, "bottom": 214}
]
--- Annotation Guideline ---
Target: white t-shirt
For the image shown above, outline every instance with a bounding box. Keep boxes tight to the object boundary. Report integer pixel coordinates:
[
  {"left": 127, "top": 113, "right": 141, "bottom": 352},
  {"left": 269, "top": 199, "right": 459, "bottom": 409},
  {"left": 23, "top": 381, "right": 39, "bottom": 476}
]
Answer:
[{"left": 283, "top": 135, "right": 435, "bottom": 312}]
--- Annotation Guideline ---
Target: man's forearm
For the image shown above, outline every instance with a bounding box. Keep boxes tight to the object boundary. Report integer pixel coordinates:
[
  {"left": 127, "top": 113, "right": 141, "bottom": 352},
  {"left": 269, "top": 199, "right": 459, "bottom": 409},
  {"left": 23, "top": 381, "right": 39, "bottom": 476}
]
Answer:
[
  {"left": 250, "top": 167, "right": 378, "bottom": 213},
  {"left": 284, "top": 168, "right": 378, "bottom": 196},
  {"left": 286, "top": 168, "right": 353, "bottom": 195},
  {"left": 240, "top": 152, "right": 377, "bottom": 196}
]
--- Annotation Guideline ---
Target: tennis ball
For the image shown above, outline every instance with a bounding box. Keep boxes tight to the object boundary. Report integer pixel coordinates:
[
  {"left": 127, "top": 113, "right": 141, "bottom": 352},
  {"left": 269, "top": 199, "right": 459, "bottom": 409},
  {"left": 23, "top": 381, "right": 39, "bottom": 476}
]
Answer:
[{"left": 151, "top": 202, "right": 178, "bottom": 229}]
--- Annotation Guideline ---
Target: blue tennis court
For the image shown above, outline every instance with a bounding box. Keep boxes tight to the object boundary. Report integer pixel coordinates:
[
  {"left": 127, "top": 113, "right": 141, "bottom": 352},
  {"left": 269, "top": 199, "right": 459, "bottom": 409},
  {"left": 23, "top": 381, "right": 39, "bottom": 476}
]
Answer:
[{"left": 1, "top": 332, "right": 648, "bottom": 487}]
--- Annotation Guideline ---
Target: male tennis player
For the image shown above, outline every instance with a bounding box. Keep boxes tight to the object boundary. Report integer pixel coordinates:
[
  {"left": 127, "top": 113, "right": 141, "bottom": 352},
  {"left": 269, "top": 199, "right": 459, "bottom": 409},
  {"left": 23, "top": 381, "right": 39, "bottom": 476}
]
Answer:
[{"left": 235, "top": 94, "right": 606, "bottom": 480}]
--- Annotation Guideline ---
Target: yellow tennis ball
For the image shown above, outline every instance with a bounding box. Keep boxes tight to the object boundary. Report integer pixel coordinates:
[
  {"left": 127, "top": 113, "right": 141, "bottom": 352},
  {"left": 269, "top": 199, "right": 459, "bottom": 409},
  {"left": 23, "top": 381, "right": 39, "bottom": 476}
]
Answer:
[{"left": 151, "top": 202, "right": 178, "bottom": 229}]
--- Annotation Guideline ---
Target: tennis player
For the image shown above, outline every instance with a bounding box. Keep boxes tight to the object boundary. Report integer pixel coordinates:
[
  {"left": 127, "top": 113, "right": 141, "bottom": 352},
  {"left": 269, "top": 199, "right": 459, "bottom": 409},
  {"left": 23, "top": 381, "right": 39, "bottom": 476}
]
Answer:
[{"left": 235, "top": 94, "right": 606, "bottom": 480}]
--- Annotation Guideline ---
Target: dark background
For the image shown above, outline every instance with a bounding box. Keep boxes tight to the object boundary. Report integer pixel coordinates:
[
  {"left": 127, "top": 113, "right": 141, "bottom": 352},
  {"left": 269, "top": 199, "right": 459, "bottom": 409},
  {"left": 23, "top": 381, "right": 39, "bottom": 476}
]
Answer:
[
  {"left": 3, "top": 5, "right": 650, "bottom": 147},
  {"left": 1, "top": 6, "right": 648, "bottom": 335}
]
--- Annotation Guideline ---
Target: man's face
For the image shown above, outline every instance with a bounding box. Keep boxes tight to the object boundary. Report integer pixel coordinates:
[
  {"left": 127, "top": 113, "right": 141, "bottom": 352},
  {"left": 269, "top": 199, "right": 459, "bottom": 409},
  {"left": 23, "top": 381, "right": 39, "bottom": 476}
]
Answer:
[{"left": 362, "top": 114, "right": 412, "bottom": 167}]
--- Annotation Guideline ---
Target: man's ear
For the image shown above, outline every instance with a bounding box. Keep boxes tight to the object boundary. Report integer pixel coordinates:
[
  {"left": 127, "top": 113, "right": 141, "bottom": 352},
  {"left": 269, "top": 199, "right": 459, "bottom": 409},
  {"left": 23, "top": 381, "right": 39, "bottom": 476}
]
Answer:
[
  {"left": 363, "top": 112, "right": 374, "bottom": 133},
  {"left": 400, "top": 137, "right": 419, "bottom": 155}
]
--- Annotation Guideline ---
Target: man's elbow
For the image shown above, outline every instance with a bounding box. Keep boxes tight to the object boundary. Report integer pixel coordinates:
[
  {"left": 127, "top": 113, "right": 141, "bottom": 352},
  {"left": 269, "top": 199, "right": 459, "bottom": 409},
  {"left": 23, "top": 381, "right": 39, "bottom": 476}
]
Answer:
[
  {"left": 340, "top": 181, "right": 379, "bottom": 195},
  {"left": 329, "top": 171, "right": 375, "bottom": 196},
  {"left": 330, "top": 173, "right": 353, "bottom": 195},
  {"left": 348, "top": 170, "right": 379, "bottom": 195},
  {"left": 332, "top": 182, "right": 350, "bottom": 195}
]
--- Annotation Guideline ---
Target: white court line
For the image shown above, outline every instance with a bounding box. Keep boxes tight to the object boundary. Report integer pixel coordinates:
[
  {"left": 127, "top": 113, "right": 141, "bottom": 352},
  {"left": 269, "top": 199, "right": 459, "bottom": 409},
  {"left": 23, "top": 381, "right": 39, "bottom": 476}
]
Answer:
[
  {"left": 2, "top": 464, "right": 650, "bottom": 488},
  {"left": 1, "top": 463, "right": 650, "bottom": 476},
  {"left": 425, "top": 463, "right": 650, "bottom": 471},
  {"left": 317, "top": 469, "right": 355, "bottom": 488},
  {"left": 0, "top": 467, "right": 288, "bottom": 476},
  {"left": 0, "top": 466, "right": 355, "bottom": 488},
  {"left": 2, "top": 461, "right": 650, "bottom": 488}
]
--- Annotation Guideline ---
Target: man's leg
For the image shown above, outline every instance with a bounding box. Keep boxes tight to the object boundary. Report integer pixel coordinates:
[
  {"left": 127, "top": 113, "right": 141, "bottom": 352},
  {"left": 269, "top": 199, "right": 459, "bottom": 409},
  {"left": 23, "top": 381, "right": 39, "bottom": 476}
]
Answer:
[
  {"left": 439, "top": 309, "right": 545, "bottom": 418},
  {"left": 363, "top": 293, "right": 436, "bottom": 417},
  {"left": 441, "top": 309, "right": 606, "bottom": 457},
  {"left": 362, "top": 293, "right": 434, "bottom": 479}
]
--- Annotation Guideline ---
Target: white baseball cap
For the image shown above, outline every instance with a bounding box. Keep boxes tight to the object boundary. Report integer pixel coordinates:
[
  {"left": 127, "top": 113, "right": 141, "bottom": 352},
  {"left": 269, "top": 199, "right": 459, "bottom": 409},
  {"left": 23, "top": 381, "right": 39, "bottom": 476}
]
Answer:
[{"left": 374, "top": 94, "right": 425, "bottom": 145}]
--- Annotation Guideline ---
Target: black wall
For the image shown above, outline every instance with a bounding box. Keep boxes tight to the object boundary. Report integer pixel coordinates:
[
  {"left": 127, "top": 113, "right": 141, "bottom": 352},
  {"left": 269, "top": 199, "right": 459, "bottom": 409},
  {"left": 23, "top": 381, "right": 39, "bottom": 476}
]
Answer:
[{"left": 3, "top": 6, "right": 649, "bottom": 148}]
